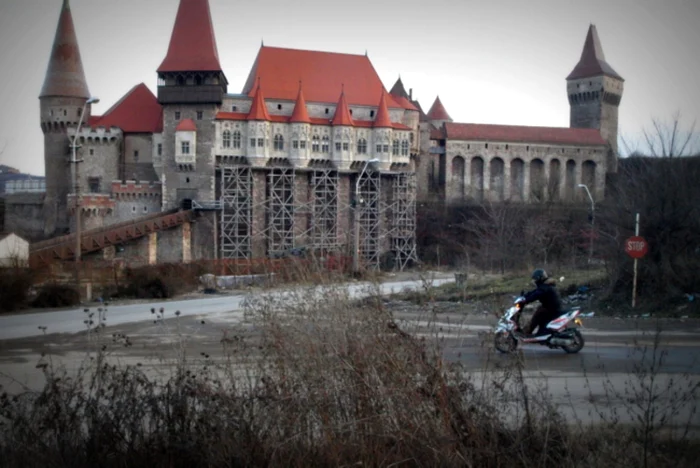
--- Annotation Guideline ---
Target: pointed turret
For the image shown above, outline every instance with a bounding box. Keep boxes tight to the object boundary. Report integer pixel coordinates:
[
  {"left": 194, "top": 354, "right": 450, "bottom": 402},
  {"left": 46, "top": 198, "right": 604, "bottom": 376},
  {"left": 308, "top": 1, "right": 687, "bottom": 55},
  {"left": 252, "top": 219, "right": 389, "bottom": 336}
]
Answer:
[
  {"left": 157, "top": 0, "right": 227, "bottom": 104},
  {"left": 290, "top": 82, "right": 311, "bottom": 123},
  {"left": 427, "top": 96, "right": 452, "bottom": 122},
  {"left": 567, "top": 24, "right": 624, "bottom": 173},
  {"left": 247, "top": 79, "right": 270, "bottom": 121},
  {"left": 331, "top": 88, "right": 354, "bottom": 126},
  {"left": 390, "top": 77, "right": 409, "bottom": 100},
  {"left": 158, "top": 0, "right": 222, "bottom": 73},
  {"left": 567, "top": 24, "right": 623, "bottom": 81},
  {"left": 40, "top": 0, "right": 90, "bottom": 99},
  {"left": 373, "top": 90, "right": 393, "bottom": 128}
]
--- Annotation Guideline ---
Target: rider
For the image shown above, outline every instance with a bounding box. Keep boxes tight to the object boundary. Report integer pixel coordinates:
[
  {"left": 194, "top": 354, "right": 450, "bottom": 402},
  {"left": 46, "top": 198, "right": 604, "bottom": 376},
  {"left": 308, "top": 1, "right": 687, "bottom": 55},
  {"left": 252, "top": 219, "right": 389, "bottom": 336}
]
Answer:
[{"left": 519, "top": 269, "right": 563, "bottom": 337}]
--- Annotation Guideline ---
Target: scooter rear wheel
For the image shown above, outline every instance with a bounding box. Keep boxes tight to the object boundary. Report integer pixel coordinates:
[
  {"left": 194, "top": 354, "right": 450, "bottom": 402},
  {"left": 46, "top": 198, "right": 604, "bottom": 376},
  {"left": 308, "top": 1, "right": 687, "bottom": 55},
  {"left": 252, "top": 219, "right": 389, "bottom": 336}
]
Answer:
[
  {"left": 494, "top": 331, "right": 518, "bottom": 354},
  {"left": 562, "top": 329, "right": 585, "bottom": 354}
]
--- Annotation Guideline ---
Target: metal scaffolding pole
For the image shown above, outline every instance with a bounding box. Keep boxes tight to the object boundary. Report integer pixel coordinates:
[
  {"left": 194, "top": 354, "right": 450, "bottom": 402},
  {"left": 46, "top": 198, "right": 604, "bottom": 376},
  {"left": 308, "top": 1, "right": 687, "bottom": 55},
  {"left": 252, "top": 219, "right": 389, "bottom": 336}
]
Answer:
[
  {"left": 266, "top": 167, "right": 295, "bottom": 256},
  {"left": 388, "top": 171, "right": 418, "bottom": 270},
  {"left": 219, "top": 165, "right": 253, "bottom": 259},
  {"left": 310, "top": 169, "right": 339, "bottom": 252},
  {"left": 356, "top": 168, "right": 381, "bottom": 270}
]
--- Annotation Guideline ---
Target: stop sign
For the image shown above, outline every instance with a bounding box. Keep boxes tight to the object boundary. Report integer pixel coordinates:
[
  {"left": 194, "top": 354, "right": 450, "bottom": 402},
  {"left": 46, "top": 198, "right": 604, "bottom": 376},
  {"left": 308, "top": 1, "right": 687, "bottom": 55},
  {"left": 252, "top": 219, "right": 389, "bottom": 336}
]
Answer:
[{"left": 625, "top": 236, "right": 648, "bottom": 259}]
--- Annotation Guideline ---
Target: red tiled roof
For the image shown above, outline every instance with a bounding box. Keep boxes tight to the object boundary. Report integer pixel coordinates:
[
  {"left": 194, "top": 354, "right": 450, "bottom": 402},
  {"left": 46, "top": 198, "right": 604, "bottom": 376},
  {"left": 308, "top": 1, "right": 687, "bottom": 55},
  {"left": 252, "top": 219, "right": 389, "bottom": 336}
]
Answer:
[
  {"left": 427, "top": 96, "right": 452, "bottom": 121},
  {"left": 392, "top": 95, "right": 418, "bottom": 111},
  {"left": 176, "top": 118, "right": 197, "bottom": 131},
  {"left": 40, "top": 0, "right": 90, "bottom": 99},
  {"left": 430, "top": 125, "right": 445, "bottom": 139},
  {"left": 443, "top": 122, "right": 607, "bottom": 146},
  {"left": 248, "top": 82, "right": 271, "bottom": 121},
  {"left": 89, "top": 83, "right": 163, "bottom": 133},
  {"left": 331, "top": 90, "right": 354, "bottom": 126},
  {"left": 290, "top": 83, "right": 311, "bottom": 124},
  {"left": 373, "top": 91, "right": 393, "bottom": 128},
  {"left": 241, "top": 46, "right": 405, "bottom": 109},
  {"left": 157, "top": 0, "right": 222, "bottom": 73},
  {"left": 567, "top": 24, "right": 623, "bottom": 81}
]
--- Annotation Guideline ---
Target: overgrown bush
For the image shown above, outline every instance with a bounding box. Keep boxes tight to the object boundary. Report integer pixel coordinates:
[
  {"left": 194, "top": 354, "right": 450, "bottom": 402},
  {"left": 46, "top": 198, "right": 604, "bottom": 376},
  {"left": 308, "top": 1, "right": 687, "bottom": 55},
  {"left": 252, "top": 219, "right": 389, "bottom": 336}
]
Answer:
[
  {"left": 0, "top": 267, "right": 33, "bottom": 313},
  {"left": 30, "top": 283, "right": 80, "bottom": 308},
  {"left": 108, "top": 262, "right": 207, "bottom": 299}
]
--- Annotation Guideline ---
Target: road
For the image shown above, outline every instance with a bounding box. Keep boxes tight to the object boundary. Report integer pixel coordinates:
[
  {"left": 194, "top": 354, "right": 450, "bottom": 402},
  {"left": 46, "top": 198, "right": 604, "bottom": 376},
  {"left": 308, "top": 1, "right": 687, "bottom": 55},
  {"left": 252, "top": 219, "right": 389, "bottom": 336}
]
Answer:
[
  {"left": 0, "top": 276, "right": 454, "bottom": 340},
  {"left": 1, "top": 275, "right": 699, "bottom": 432}
]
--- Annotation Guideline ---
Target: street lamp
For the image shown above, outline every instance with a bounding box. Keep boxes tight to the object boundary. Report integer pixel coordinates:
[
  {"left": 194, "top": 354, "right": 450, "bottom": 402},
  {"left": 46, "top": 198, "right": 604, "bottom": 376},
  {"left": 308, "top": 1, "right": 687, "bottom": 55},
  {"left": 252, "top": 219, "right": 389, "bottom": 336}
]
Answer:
[
  {"left": 71, "top": 96, "right": 99, "bottom": 291},
  {"left": 353, "top": 158, "right": 379, "bottom": 274},
  {"left": 578, "top": 184, "right": 595, "bottom": 264}
]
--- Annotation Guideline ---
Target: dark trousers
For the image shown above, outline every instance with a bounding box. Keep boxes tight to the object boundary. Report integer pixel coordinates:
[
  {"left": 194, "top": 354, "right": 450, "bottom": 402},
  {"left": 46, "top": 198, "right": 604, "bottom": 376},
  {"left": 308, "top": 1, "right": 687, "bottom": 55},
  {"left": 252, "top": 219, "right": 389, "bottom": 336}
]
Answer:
[{"left": 526, "top": 306, "right": 559, "bottom": 335}]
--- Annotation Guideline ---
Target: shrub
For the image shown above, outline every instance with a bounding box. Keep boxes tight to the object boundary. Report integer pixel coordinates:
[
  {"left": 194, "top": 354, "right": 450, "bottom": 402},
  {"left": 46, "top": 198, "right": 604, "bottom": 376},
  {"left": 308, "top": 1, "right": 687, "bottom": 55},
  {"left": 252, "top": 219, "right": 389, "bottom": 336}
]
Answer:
[
  {"left": 0, "top": 267, "right": 33, "bottom": 313},
  {"left": 30, "top": 283, "right": 80, "bottom": 308}
]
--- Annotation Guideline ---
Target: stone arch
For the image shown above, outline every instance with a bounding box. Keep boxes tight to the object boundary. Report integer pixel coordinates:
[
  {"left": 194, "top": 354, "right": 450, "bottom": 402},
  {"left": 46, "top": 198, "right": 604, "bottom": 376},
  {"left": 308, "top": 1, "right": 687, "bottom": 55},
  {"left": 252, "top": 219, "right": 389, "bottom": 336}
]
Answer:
[
  {"left": 582, "top": 160, "right": 596, "bottom": 195},
  {"left": 510, "top": 158, "right": 525, "bottom": 201},
  {"left": 451, "top": 155, "right": 466, "bottom": 199},
  {"left": 489, "top": 157, "right": 505, "bottom": 201},
  {"left": 470, "top": 156, "right": 484, "bottom": 201},
  {"left": 565, "top": 159, "right": 576, "bottom": 202},
  {"left": 530, "top": 158, "right": 545, "bottom": 202},
  {"left": 549, "top": 158, "right": 561, "bottom": 201}
]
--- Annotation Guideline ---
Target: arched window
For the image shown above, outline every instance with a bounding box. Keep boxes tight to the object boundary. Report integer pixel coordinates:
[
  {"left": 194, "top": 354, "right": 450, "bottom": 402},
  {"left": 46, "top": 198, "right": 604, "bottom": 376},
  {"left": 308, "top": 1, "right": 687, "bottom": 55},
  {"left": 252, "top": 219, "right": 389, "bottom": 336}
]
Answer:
[
  {"left": 392, "top": 139, "right": 400, "bottom": 155},
  {"left": 222, "top": 130, "right": 231, "bottom": 148},
  {"left": 401, "top": 140, "right": 409, "bottom": 156},
  {"left": 232, "top": 131, "right": 241, "bottom": 148},
  {"left": 357, "top": 138, "right": 367, "bottom": 154},
  {"left": 312, "top": 135, "right": 320, "bottom": 152},
  {"left": 273, "top": 134, "right": 284, "bottom": 150},
  {"left": 322, "top": 135, "right": 330, "bottom": 153}
]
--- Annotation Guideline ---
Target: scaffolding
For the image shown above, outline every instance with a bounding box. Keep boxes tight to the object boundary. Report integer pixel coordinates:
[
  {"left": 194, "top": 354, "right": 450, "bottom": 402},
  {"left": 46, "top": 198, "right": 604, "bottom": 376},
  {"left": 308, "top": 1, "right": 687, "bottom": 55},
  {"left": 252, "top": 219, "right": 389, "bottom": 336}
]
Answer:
[
  {"left": 220, "top": 165, "right": 253, "bottom": 258},
  {"left": 356, "top": 168, "right": 382, "bottom": 269},
  {"left": 387, "top": 171, "right": 418, "bottom": 270},
  {"left": 310, "top": 169, "right": 339, "bottom": 252},
  {"left": 266, "top": 167, "right": 295, "bottom": 255}
]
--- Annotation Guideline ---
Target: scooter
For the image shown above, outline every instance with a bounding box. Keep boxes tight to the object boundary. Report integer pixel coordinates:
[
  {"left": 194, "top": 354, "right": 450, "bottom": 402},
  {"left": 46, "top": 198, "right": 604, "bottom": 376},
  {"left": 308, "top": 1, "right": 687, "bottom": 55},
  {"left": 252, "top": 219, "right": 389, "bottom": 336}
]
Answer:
[{"left": 493, "top": 295, "right": 586, "bottom": 354}]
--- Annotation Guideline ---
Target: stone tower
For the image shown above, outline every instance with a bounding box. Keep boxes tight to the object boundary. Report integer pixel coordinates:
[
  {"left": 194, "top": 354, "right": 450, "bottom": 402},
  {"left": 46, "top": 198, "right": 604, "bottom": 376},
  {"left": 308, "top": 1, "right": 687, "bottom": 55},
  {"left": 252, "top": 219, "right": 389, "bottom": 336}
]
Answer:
[
  {"left": 39, "top": 0, "right": 92, "bottom": 236},
  {"left": 567, "top": 24, "right": 624, "bottom": 172},
  {"left": 157, "top": 0, "right": 228, "bottom": 210}
]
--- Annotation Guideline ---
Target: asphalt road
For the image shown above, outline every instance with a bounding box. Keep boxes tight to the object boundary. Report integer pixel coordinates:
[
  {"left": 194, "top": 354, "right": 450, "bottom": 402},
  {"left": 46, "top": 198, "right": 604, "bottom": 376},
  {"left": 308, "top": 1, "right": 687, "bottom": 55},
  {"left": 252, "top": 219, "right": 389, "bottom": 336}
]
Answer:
[{"left": 1, "top": 276, "right": 699, "bottom": 431}]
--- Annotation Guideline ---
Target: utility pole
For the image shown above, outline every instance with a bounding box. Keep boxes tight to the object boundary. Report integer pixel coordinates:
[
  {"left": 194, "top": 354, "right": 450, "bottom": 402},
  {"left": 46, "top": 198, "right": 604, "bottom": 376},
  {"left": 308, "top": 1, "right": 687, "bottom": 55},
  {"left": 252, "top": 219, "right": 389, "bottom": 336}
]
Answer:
[{"left": 71, "top": 96, "right": 99, "bottom": 294}]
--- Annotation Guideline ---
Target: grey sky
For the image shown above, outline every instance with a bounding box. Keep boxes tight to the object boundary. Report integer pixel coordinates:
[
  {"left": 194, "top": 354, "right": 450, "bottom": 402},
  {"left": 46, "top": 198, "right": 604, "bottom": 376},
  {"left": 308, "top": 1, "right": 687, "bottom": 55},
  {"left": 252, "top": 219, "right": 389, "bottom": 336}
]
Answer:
[{"left": 0, "top": 0, "right": 698, "bottom": 175}]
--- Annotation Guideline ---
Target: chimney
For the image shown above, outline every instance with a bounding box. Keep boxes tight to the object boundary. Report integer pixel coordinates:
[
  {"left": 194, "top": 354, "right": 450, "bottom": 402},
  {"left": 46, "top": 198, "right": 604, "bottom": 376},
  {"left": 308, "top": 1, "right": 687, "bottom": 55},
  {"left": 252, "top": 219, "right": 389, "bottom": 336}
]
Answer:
[{"left": 409, "top": 88, "right": 413, "bottom": 100}]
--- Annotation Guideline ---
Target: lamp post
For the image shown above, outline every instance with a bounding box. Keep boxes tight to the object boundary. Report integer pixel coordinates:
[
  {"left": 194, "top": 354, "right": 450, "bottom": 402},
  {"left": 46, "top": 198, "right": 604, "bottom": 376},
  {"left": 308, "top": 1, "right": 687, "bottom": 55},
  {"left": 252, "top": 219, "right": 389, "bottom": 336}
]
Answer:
[
  {"left": 71, "top": 96, "right": 99, "bottom": 291},
  {"left": 353, "top": 158, "right": 379, "bottom": 274},
  {"left": 578, "top": 183, "right": 595, "bottom": 264}
]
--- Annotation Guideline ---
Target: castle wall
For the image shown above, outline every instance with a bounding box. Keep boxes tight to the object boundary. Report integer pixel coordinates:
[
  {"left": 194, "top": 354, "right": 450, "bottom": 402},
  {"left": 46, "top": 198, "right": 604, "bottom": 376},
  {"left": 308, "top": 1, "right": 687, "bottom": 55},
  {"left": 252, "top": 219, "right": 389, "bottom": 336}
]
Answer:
[{"left": 3, "top": 193, "right": 45, "bottom": 242}]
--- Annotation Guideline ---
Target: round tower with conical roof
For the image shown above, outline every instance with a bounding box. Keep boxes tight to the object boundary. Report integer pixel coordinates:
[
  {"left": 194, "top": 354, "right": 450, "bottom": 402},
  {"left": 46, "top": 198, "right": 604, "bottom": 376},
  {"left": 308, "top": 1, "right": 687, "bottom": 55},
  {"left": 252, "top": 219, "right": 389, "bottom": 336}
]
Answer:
[
  {"left": 567, "top": 24, "right": 624, "bottom": 172},
  {"left": 39, "top": 0, "right": 93, "bottom": 237}
]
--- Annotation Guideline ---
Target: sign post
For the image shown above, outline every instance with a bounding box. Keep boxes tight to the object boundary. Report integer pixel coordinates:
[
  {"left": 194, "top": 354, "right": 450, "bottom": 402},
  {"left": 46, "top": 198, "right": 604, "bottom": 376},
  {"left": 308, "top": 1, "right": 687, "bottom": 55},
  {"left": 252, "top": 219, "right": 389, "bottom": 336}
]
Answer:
[{"left": 624, "top": 213, "right": 648, "bottom": 308}]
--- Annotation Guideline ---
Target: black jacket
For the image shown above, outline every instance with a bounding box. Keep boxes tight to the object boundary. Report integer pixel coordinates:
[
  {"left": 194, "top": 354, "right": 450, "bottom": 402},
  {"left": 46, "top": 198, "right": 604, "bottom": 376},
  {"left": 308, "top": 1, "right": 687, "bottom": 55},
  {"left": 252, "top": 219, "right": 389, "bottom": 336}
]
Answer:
[{"left": 523, "top": 279, "right": 563, "bottom": 315}]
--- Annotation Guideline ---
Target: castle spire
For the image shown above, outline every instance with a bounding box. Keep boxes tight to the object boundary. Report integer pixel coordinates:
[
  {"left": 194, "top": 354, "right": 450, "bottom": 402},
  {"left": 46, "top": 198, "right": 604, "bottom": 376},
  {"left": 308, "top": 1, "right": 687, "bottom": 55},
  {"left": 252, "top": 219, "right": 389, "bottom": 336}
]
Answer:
[
  {"left": 247, "top": 78, "right": 270, "bottom": 121},
  {"left": 567, "top": 24, "right": 623, "bottom": 81},
  {"left": 331, "top": 87, "right": 354, "bottom": 126},
  {"left": 373, "top": 90, "right": 393, "bottom": 128},
  {"left": 290, "top": 81, "right": 311, "bottom": 123},
  {"left": 427, "top": 96, "right": 452, "bottom": 122},
  {"left": 158, "top": 0, "right": 222, "bottom": 73},
  {"left": 390, "top": 76, "right": 409, "bottom": 99},
  {"left": 40, "top": 0, "right": 90, "bottom": 99}
]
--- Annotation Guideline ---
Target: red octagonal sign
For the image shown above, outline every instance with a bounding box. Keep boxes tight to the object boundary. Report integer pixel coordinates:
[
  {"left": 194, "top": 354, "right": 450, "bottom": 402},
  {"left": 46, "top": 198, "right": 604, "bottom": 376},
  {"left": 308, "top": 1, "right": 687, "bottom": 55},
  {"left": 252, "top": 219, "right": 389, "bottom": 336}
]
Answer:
[{"left": 625, "top": 236, "right": 649, "bottom": 259}]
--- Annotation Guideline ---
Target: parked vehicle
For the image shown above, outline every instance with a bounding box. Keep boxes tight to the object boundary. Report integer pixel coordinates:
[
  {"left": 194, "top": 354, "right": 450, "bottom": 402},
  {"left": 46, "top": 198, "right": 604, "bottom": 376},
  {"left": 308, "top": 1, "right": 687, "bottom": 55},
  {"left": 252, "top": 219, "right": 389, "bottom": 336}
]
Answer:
[{"left": 494, "top": 294, "right": 585, "bottom": 354}]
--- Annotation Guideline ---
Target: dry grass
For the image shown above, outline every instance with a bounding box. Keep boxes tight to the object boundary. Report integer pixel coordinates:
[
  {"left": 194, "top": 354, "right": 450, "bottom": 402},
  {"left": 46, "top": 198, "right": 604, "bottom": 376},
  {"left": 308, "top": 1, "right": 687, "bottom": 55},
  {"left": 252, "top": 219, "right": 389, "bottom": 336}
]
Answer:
[{"left": 0, "top": 273, "right": 698, "bottom": 467}]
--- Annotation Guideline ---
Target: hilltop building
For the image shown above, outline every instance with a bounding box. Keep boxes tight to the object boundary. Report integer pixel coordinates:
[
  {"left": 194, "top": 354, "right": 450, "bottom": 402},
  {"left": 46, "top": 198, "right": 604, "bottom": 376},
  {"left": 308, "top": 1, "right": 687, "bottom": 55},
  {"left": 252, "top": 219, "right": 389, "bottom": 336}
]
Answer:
[{"left": 8, "top": 0, "right": 623, "bottom": 268}]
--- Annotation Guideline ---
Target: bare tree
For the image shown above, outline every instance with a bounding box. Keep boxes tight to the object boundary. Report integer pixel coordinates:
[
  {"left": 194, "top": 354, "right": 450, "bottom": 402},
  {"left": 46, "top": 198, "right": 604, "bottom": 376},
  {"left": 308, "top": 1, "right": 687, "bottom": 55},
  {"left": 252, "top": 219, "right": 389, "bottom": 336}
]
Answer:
[
  {"left": 600, "top": 113, "right": 700, "bottom": 298},
  {"left": 621, "top": 111, "right": 699, "bottom": 158}
]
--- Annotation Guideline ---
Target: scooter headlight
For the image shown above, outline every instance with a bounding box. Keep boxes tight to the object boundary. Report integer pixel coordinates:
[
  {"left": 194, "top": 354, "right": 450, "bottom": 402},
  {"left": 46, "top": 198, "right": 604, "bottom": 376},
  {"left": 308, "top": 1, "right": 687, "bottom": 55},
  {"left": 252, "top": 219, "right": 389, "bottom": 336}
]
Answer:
[{"left": 574, "top": 318, "right": 583, "bottom": 326}]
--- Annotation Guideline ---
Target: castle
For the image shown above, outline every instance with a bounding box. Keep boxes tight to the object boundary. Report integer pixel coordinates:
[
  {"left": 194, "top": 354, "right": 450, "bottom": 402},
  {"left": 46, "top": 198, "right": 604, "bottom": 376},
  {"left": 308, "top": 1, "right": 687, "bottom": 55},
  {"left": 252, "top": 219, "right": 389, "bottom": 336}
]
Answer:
[{"left": 7, "top": 0, "right": 624, "bottom": 269}]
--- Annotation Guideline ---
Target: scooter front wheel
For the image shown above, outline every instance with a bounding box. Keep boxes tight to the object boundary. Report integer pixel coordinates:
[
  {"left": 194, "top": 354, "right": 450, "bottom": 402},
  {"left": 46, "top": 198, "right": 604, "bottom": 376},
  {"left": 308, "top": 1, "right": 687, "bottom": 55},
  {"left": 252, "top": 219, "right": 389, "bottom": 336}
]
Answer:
[{"left": 494, "top": 331, "right": 518, "bottom": 354}]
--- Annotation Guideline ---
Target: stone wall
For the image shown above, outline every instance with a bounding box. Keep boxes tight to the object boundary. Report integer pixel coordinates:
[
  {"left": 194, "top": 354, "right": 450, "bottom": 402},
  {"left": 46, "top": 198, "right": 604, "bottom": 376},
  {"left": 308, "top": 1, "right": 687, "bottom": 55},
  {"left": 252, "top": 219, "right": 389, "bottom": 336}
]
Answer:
[{"left": 3, "top": 193, "right": 46, "bottom": 241}]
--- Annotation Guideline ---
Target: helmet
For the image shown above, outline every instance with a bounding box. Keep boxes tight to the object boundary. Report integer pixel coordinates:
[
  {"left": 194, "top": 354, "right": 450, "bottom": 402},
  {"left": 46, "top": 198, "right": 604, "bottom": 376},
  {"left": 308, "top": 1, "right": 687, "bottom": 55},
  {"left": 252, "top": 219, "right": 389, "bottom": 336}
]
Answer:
[{"left": 531, "top": 269, "right": 548, "bottom": 285}]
